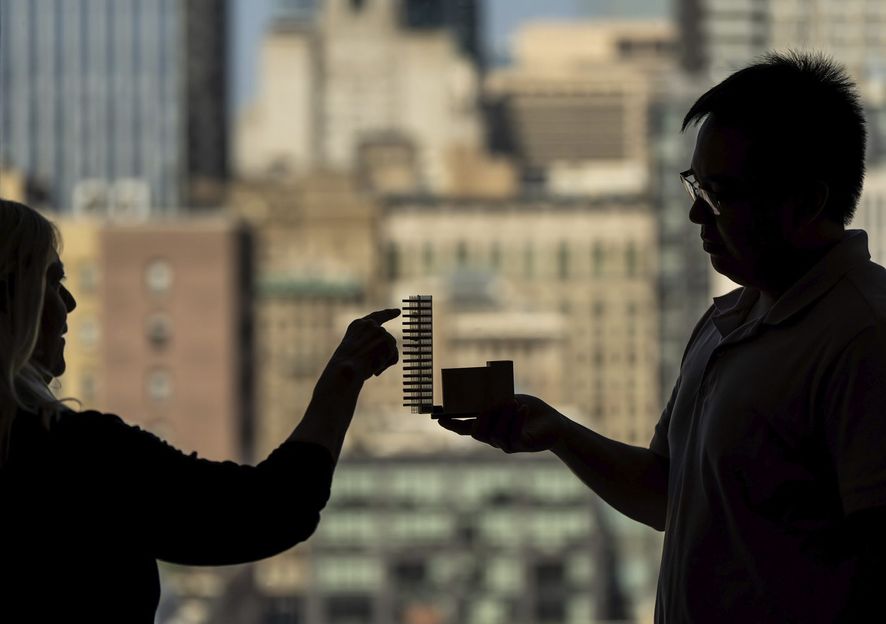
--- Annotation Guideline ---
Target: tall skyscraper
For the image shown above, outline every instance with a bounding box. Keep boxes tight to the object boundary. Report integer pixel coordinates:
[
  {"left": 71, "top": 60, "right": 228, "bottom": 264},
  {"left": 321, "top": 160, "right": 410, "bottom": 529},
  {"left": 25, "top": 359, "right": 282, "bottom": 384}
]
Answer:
[
  {"left": 677, "top": 0, "right": 886, "bottom": 83},
  {"left": 0, "top": 0, "right": 228, "bottom": 214},
  {"left": 235, "top": 0, "right": 485, "bottom": 195}
]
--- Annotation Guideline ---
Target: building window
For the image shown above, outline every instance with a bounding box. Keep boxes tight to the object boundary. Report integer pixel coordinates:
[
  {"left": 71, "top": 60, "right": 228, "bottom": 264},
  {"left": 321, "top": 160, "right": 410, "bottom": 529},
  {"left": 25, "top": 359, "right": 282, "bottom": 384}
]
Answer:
[
  {"left": 386, "top": 243, "right": 399, "bottom": 280},
  {"left": 146, "top": 313, "right": 172, "bottom": 349},
  {"left": 456, "top": 240, "right": 468, "bottom": 267},
  {"left": 558, "top": 241, "right": 569, "bottom": 280},
  {"left": 325, "top": 594, "right": 372, "bottom": 623},
  {"left": 490, "top": 242, "right": 502, "bottom": 270},
  {"left": 423, "top": 242, "right": 434, "bottom": 274},
  {"left": 145, "top": 258, "right": 173, "bottom": 295},
  {"left": 524, "top": 243, "right": 534, "bottom": 278},
  {"left": 80, "top": 371, "right": 96, "bottom": 403},
  {"left": 78, "top": 263, "right": 98, "bottom": 294},
  {"left": 626, "top": 242, "right": 638, "bottom": 276},
  {"left": 593, "top": 242, "right": 604, "bottom": 276},
  {"left": 146, "top": 369, "right": 173, "bottom": 402},
  {"left": 79, "top": 317, "right": 100, "bottom": 349}
]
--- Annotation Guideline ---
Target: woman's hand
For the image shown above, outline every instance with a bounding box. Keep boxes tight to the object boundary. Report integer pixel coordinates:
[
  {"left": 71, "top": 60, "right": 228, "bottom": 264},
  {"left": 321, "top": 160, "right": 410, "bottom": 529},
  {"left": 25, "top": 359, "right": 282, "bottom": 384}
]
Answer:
[
  {"left": 324, "top": 308, "right": 401, "bottom": 384},
  {"left": 437, "top": 394, "right": 567, "bottom": 453}
]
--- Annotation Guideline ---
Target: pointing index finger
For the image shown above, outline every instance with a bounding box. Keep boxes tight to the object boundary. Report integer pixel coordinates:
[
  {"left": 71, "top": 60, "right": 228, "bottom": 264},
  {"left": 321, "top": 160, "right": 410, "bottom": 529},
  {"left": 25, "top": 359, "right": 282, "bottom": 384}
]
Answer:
[{"left": 364, "top": 308, "right": 401, "bottom": 326}]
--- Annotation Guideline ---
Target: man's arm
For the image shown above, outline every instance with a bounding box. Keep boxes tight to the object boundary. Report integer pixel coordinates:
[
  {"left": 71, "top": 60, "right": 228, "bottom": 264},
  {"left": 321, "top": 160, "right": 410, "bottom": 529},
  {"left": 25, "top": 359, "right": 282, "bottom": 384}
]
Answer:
[
  {"left": 550, "top": 416, "right": 668, "bottom": 531},
  {"left": 438, "top": 394, "right": 668, "bottom": 531}
]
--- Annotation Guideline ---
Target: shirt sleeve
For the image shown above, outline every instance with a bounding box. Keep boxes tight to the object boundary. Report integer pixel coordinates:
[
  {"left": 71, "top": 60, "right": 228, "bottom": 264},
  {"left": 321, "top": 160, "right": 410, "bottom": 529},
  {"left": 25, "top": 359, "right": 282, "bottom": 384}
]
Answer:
[
  {"left": 822, "top": 323, "right": 886, "bottom": 516},
  {"left": 70, "top": 411, "right": 335, "bottom": 566},
  {"left": 649, "top": 376, "right": 679, "bottom": 459},
  {"left": 649, "top": 304, "right": 715, "bottom": 459}
]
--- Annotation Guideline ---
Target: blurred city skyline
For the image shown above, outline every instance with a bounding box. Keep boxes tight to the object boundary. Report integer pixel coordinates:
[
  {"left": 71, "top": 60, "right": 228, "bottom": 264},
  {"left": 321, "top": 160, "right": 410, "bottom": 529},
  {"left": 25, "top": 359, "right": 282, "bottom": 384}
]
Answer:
[
  {"left": 232, "top": 0, "right": 670, "bottom": 114},
  {"left": 3, "top": 0, "right": 886, "bottom": 621}
]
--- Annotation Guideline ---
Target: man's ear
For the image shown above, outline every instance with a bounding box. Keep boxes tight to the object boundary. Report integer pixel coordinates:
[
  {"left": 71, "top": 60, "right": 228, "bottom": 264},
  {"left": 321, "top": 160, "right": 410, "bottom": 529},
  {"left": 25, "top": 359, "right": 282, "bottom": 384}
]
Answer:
[{"left": 800, "top": 181, "right": 830, "bottom": 224}]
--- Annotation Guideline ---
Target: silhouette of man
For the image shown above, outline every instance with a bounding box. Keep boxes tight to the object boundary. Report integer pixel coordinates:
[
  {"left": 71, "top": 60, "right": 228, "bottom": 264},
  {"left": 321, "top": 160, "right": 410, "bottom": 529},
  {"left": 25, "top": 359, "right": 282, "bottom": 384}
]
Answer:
[{"left": 440, "top": 51, "right": 885, "bottom": 622}]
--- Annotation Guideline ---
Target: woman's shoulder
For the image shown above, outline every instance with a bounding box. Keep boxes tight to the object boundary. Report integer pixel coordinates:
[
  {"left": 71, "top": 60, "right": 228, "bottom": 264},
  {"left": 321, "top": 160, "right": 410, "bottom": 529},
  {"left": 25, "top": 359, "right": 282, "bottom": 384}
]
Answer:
[{"left": 46, "top": 406, "right": 129, "bottom": 437}]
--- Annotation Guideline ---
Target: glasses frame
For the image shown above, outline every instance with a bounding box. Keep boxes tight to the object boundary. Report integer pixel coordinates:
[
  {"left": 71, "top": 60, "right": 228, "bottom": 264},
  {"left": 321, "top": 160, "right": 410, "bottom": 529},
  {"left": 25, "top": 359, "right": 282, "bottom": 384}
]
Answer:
[{"left": 680, "top": 169, "right": 722, "bottom": 216}]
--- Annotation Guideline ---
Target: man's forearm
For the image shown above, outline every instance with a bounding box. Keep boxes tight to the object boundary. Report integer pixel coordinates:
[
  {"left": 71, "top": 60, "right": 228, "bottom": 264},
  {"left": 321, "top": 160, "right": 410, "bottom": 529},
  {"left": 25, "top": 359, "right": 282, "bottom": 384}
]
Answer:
[
  {"left": 286, "top": 362, "right": 363, "bottom": 463},
  {"left": 549, "top": 417, "right": 668, "bottom": 530}
]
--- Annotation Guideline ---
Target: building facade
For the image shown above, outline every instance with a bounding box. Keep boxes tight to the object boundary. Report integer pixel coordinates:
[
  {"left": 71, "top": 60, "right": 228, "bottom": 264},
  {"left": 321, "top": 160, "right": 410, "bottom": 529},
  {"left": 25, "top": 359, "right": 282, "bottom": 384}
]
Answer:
[{"left": 0, "top": 0, "right": 228, "bottom": 213}]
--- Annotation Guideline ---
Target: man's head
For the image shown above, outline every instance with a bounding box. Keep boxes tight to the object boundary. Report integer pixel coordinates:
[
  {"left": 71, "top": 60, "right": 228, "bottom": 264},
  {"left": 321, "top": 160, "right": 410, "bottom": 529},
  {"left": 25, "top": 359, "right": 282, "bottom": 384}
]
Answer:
[{"left": 682, "top": 51, "right": 867, "bottom": 290}]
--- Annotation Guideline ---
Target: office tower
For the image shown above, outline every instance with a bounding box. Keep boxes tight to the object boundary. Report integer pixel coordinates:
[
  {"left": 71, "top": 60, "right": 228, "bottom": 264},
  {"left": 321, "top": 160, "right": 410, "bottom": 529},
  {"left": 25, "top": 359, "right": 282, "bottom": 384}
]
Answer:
[
  {"left": 484, "top": 20, "right": 676, "bottom": 196},
  {"left": 853, "top": 166, "right": 886, "bottom": 264},
  {"left": 381, "top": 195, "right": 660, "bottom": 447},
  {"left": 0, "top": 0, "right": 228, "bottom": 214},
  {"left": 235, "top": 0, "right": 486, "bottom": 195},
  {"left": 649, "top": 73, "right": 715, "bottom": 405},
  {"left": 677, "top": 0, "right": 886, "bottom": 83},
  {"left": 229, "top": 173, "right": 380, "bottom": 459}
]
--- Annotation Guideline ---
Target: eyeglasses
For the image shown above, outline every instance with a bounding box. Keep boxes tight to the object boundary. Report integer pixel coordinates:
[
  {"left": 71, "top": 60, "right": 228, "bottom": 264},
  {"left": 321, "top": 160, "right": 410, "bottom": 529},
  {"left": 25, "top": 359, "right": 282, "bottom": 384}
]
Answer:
[{"left": 680, "top": 169, "right": 722, "bottom": 216}]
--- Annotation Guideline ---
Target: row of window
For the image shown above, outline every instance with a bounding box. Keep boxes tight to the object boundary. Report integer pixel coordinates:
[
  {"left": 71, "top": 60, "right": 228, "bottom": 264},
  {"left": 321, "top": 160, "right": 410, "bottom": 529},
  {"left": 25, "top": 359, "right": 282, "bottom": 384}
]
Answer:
[{"left": 386, "top": 240, "right": 650, "bottom": 280}]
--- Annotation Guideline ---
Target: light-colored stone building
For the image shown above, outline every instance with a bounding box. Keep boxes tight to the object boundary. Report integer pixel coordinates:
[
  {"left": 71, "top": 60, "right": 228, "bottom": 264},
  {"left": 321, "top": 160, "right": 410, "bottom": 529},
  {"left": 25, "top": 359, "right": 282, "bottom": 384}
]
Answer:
[
  {"left": 229, "top": 173, "right": 381, "bottom": 458},
  {"left": 235, "top": 0, "right": 499, "bottom": 197},
  {"left": 484, "top": 20, "right": 677, "bottom": 197},
  {"left": 678, "top": 0, "right": 886, "bottom": 84},
  {"left": 381, "top": 196, "right": 660, "bottom": 447},
  {"left": 51, "top": 218, "right": 104, "bottom": 410}
]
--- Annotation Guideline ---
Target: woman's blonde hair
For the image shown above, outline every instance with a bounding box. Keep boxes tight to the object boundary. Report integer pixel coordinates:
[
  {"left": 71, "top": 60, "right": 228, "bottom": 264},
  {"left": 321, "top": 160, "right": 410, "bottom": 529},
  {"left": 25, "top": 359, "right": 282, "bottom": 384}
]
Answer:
[{"left": 0, "top": 199, "right": 80, "bottom": 465}]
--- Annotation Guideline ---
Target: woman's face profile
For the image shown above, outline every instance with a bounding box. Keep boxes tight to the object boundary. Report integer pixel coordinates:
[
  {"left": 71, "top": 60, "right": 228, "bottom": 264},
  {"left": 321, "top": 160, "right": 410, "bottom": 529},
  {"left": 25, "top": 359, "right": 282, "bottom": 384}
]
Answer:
[{"left": 32, "top": 251, "right": 76, "bottom": 379}]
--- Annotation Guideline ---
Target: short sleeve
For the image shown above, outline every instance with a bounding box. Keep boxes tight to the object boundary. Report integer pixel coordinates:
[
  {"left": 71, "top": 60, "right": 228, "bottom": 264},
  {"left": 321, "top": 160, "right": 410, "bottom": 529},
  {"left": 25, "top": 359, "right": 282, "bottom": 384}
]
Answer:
[
  {"left": 822, "top": 324, "right": 886, "bottom": 515},
  {"left": 650, "top": 376, "right": 679, "bottom": 458},
  {"left": 650, "top": 304, "right": 715, "bottom": 459}
]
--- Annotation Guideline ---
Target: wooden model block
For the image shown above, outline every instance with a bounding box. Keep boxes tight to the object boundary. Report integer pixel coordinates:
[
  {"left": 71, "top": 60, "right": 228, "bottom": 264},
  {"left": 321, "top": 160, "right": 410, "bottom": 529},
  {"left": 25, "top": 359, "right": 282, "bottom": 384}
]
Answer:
[{"left": 440, "top": 361, "right": 515, "bottom": 417}]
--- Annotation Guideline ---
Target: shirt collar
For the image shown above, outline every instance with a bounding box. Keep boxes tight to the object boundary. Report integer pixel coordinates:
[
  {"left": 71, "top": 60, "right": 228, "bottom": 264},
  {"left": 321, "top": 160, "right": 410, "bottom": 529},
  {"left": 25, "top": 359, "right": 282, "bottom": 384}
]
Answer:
[
  {"left": 710, "top": 229, "right": 871, "bottom": 335},
  {"left": 765, "top": 229, "right": 870, "bottom": 326}
]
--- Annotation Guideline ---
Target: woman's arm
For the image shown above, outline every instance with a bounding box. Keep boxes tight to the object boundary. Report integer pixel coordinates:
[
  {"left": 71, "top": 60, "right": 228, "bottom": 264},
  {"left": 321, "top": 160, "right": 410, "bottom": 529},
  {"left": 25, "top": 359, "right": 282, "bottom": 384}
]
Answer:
[{"left": 90, "top": 308, "right": 400, "bottom": 566}]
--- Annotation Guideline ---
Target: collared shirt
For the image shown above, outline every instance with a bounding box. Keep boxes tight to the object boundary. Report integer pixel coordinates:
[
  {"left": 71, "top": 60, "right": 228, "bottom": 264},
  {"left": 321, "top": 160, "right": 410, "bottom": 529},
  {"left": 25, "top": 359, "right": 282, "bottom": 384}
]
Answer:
[{"left": 651, "top": 229, "right": 886, "bottom": 623}]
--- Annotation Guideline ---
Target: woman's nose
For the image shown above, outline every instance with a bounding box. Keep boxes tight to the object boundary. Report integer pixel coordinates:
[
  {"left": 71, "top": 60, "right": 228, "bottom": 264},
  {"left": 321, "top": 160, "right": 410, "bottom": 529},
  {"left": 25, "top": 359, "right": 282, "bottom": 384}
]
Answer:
[{"left": 62, "top": 286, "right": 77, "bottom": 312}]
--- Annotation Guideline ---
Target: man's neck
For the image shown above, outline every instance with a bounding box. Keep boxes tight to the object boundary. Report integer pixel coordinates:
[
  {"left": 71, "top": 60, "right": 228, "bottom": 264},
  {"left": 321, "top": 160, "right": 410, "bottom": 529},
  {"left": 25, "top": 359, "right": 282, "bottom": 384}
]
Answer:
[{"left": 756, "top": 232, "right": 844, "bottom": 305}]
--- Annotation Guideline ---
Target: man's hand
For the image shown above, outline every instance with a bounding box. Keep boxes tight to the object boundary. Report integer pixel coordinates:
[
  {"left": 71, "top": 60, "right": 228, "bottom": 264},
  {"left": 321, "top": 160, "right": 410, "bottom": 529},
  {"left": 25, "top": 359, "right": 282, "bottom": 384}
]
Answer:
[
  {"left": 325, "top": 308, "right": 400, "bottom": 383},
  {"left": 437, "top": 394, "right": 567, "bottom": 453}
]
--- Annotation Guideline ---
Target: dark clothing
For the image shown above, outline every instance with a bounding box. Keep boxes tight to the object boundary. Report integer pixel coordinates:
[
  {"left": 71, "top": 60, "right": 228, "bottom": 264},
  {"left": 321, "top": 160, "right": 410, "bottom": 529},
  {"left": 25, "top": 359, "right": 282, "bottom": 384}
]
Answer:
[
  {"left": 0, "top": 407, "right": 334, "bottom": 622},
  {"left": 651, "top": 229, "right": 886, "bottom": 623}
]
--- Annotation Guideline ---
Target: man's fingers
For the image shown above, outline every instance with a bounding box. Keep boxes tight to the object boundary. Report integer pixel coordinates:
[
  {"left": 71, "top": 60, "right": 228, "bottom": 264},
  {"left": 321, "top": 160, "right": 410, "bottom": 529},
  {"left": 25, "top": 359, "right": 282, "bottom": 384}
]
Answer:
[
  {"left": 437, "top": 417, "right": 475, "bottom": 435},
  {"left": 363, "top": 308, "right": 401, "bottom": 326}
]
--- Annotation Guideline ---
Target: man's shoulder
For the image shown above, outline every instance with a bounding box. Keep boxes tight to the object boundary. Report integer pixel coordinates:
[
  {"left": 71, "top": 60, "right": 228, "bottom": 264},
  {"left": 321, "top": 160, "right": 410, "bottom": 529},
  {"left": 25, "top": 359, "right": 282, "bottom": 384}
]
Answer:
[{"left": 837, "top": 259, "right": 886, "bottom": 325}]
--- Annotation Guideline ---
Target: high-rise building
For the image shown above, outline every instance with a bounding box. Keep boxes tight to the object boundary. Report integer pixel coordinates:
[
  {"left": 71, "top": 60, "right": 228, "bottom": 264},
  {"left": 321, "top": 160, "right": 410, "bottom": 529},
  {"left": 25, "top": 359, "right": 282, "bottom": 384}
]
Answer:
[
  {"left": 229, "top": 173, "right": 381, "bottom": 459},
  {"left": 649, "top": 73, "right": 715, "bottom": 405},
  {"left": 381, "top": 195, "right": 660, "bottom": 447},
  {"left": 852, "top": 166, "right": 886, "bottom": 264},
  {"left": 484, "top": 20, "right": 677, "bottom": 196},
  {"left": 235, "top": 0, "right": 486, "bottom": 195},
  {"left": 677, "top": 0, "right": 886, "bottom": 83},
  {"left": 0, "top": 0, "right": 228, "bottom": 214}
]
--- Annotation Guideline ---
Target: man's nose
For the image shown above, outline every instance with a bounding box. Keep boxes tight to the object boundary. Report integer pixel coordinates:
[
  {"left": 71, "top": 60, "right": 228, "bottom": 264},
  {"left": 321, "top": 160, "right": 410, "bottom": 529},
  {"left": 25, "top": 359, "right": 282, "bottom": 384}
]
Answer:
[{"left": 688, "top": 197, "right": 713, "bottom": 225}]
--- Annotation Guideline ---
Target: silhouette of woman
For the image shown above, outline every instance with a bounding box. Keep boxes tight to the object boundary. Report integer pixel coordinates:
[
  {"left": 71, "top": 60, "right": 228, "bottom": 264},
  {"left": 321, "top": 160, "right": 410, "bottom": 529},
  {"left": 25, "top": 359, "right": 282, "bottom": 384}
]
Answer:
[{"left": 0, "top": 199, "right": 400, "bottom": 621}]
